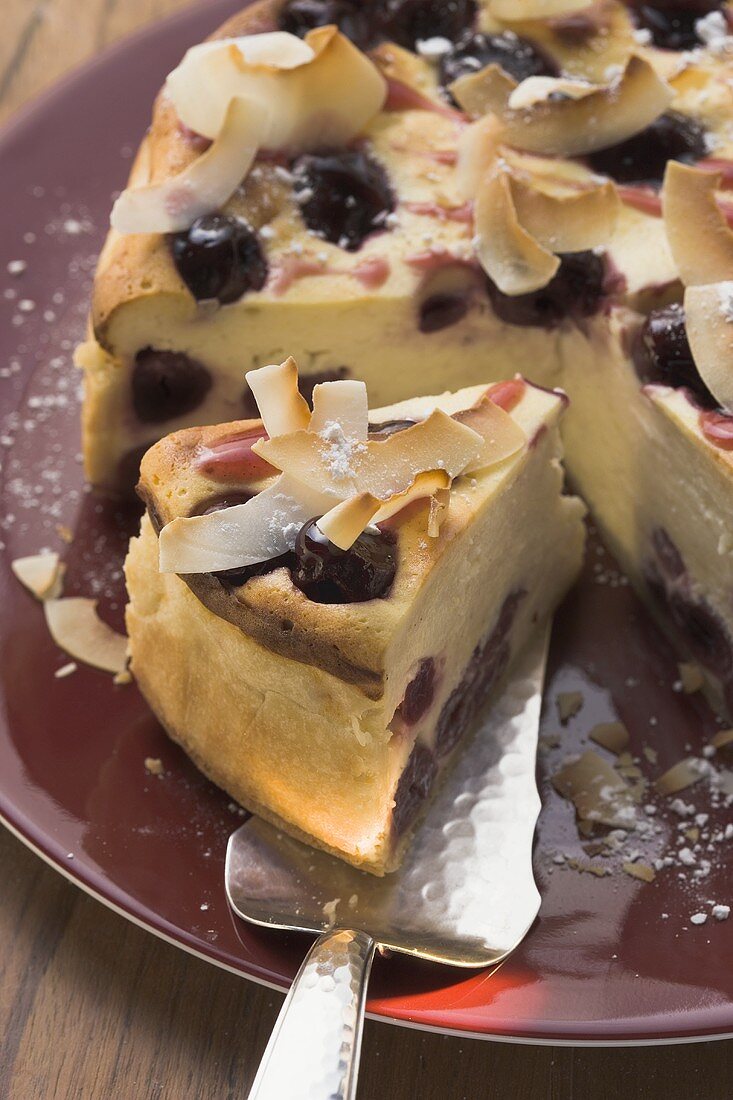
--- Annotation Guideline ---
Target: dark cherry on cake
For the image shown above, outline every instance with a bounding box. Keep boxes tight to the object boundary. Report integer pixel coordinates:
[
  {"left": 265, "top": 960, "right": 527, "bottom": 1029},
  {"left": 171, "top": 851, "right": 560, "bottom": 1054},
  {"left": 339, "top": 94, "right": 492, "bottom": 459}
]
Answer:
[
  {"left": 292, "top": 149, "right": 395, "bottom": 251},
  {"left": 419, "top": 292, "right": 470, "bottom": 333},
  {"left": 588, "top": 112, "right": 708, "bottom": 187},
  {"left": 132, "top": 348, "right": 212, "bottom": 423},
  {"left": 630, "top": 1, "right": 724, "bottom": 51},
  {"left": 279, "top": 0, "right": 375, "bottom": 50},
  {"left": 440, "top": 31, "right": 557, "bottom": 95},
  {"left": 633, "top": 303, "right": 718, "bottom": 408},
  {"left": 292, "top": 518, "right": 397, "bottom": 602},
  {"left": 170, "top": 213, "right": 268, "bottom": 304},
  {"left": 485, "top": 251, "right": 606, "bottom": 329},
  {"left": 377, "top": 0, "right": 477, "bottom": 50}
]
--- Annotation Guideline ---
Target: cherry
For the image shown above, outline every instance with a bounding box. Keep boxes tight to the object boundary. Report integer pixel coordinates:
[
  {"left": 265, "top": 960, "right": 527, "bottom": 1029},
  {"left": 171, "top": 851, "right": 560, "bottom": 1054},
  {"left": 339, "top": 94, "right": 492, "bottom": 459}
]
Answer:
[
  {"left": 398, "top": 658, "right": 436, "bottom": 725},
  {"left": 378, "top": 0, "right": 476, "bottom": 51},
  {"left": 419, "top": 292, "right": 469, "bottom": 333},
  {"left": 651, "top": 527, "right": 686, "bottom": 581},
  {"left": 170, "top": 214, "right": 267, "bottom": 304},
  {"left": 630, "top": 2, "right": 722, "bottom": 51},
  {"left": 132, "top": 349, "right": 212, "bottom": 424},
  {"left": 669, "top": 590, "right": 733, "bottom": 678},
  {"left": 588, "top": 112, "right": 707, "bottom": 187},
  {"left": 279, "top": 0, "right": 374, "bottom": 49},
  {"left": 633, "top": 303, "right": 718, "bottom": 407},
  {"left": 485, "top": 251, "right": 606, "bottom": 328},
  {"left": 292, "top": 149, "right": 395, "bottom": 251},
  {"left": 392, "top": 742, "right": 438, "bottom": 834},
  {"left": 440, "top": 31, "right": 556, "bottom": 95},
  {"left": 292, "top": 518, "right": 396, "bottom": 602}
]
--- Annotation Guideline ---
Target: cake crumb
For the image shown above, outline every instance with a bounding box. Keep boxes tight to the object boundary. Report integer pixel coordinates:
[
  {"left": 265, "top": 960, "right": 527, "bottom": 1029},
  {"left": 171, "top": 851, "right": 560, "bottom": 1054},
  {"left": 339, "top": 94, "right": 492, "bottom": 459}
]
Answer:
[
  {"left": 678, "top": 662, "right": 704, "bottom": 694},
  {"left": 322, "top": 898, "right": 340, "bottom": 926},
  {"left": 556, "top": 691, "right": 583, "bottom": 723},
  {"left": 690, "top": 912, "right": 708, "bottom": 926},
  {"left": 712, "top": 904, "right": 730, "bottom": 921},
  {"left": 623, "top": 861, "right": 655, "bottom": 883},
  {"left": 113, "top": 667, "right": 133, "bottom": 685},
  {"left": 56, "top": 523, "right": 74, "bottom": 544},
  {"left": 144, "top": 757, "right": 165, "bottom": 777},
  {"left": 589, "top": 721, "right": 629, "bottom": 754}
]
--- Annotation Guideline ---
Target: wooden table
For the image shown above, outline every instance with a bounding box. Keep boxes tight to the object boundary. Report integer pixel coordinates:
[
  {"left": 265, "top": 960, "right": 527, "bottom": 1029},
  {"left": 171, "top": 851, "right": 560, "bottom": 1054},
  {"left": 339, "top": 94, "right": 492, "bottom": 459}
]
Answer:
[{"left": 1, "top": 4, "right": 732, "bottom": 1097}]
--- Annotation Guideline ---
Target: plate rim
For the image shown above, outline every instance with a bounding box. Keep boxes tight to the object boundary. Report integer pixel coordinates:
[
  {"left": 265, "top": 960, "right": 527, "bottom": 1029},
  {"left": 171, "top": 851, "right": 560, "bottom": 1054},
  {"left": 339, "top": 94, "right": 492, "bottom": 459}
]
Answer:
[{"left": 1, "top": 0, "right": 732, "bottom": 1049}]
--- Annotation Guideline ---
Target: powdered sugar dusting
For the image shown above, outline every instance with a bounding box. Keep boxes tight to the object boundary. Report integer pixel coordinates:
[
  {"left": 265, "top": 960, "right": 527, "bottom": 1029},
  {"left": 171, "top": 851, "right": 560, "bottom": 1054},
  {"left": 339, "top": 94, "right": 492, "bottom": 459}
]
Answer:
[
  {"left": 717, "top": 280, "right": 733, "bottom": 322},
  {"left": 318, "top": 420, "right": 366, "bottom": 481}
]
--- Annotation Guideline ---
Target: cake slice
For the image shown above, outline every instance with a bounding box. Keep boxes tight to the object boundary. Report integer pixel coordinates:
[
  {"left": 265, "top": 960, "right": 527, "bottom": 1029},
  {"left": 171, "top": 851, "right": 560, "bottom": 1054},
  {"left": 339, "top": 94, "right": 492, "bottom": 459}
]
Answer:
[{"left": 125, "top": 363, "right": 584, "bottom": 873}]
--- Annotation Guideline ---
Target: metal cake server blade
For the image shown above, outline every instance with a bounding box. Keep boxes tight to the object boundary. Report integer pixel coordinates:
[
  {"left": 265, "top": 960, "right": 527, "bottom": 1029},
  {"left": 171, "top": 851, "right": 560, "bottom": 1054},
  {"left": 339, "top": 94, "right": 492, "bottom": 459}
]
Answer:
[{"left": 226, "top": 623, "right": 550, "bottom": 1100}]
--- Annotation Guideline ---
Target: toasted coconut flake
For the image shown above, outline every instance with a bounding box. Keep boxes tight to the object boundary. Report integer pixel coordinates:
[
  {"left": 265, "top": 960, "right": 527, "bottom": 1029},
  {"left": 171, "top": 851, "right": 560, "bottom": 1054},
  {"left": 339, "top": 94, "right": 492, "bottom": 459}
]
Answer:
[
  {"left": 309, "top": 380, "right": 368, "bottom": 442},
  {"left": 159, "top": 474, "right": 334, "bottom": 574},
  {"left": 453, "top": 393, "right": 526, "bottom": 470},
  {"left": 450, "top": 63, "right": 516, "bottom": 119},
  {"left": 655, "top": 758, "right": 706, "bottom": 795},
  {"left": 166, "top": 27, "right": 386, "bottom": 150},
  {"left": 11, "top": 551, "right": 64, "bottom": 601},
  {"left": 684, "top": 282, "right": 733, "bottom": 412},
  {"left": 489, "top": 0, "right": 593, "bottom": 18},
  {"left": 317, "top": 469, "right": 451, "bottom": 549},
  {"left": 253, "top": 410, "right": 482, "bottom": 500},
  {"left": 245, "top": 358, "right": 311, "bottom": 438},
  {"left": 455, "top": 115, "right": 504, "bottom": 201},
  {"left": 663, "top": 164, "right": 733, "bottom": 286},
  {"left": 44, "top": 599, "right": 128, "bottom": 675},
  {"left": 507, "top": 75, "right": 596, "bottom": 111},
  {"left": 589, "top": 721, "right": 630, "bottom": 754},
  {"left": 111, "top": 96, "right": 265, "bottom": 234},
  {"left": 499, "top": 56, "right": 673, "bottom": 158},
  {"left": 510, "top": 176, "right": 620, "bottom": 253},
  {"left": 552, "top": 750, "right": 637, "bottom": 829},
  {"left": 475, "top": 167, "right": 559, "bottom": 295},
  {"left": 317, "top": 493, "right": 380, "bottom": 550}
]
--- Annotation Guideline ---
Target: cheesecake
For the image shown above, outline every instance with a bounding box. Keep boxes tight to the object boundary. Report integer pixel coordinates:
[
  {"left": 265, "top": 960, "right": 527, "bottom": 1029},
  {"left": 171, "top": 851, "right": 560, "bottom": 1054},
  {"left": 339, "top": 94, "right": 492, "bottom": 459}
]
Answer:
[
  {"left": 125, "top": 363, "right": 584, "bottom": 872},
  {"left": 85, "top": 0, "right": 733, "bottom": 723}
]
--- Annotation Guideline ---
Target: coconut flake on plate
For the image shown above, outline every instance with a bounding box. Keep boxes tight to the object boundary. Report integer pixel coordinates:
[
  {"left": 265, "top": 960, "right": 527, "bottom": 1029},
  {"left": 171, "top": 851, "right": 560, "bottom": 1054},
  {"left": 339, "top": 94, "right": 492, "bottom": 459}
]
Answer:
[
  {"left": 44, "top": 598, "right": 128, "bottom": 675},
  {"left": 111, "top": 95, "right": 265, "bottom": 234},
  {"left": 11, "top": 551, "right": 64, "bottom": 600}
]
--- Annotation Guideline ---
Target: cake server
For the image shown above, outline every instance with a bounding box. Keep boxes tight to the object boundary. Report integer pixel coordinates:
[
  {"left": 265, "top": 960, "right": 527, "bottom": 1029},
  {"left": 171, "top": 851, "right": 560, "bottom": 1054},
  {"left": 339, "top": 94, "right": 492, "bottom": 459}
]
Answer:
[{"left": 226, "top": 623, "right": 550, "bottom": 1100}]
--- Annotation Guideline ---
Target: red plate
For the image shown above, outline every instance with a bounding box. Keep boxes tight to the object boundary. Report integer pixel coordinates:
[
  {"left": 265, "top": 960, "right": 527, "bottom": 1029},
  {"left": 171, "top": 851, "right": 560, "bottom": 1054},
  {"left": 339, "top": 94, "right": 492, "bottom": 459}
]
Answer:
[{"left": 0, "top": 0, "right": 731, "bottom": 1045}]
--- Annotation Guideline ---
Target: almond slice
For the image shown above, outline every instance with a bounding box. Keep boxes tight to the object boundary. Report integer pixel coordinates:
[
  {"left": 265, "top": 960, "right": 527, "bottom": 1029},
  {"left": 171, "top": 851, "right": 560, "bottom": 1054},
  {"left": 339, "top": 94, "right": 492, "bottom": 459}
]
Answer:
[
  {"left": 454, "top": 393, "right": 526, "bottom": 470},
  {"left": 317, "top": 469, "right": 451, "bottom": 549},
  {"left": 475, "top": 167, "right": 560, "bottom": 295},
  {"left": 489, "top": 0, "right": 594, "bottom": 18},
  {"left": 166, "top": 27, "right": 386, "bottom": 151},
  {"left": 455, "top": 115, "right": 504, "bottom": 201},
  {"left": 44, "top": 598, "right": 128, "bottom": 675},
  {"left": 463, "top": 55, "right": 672, "bottom": 158},
  {"left": 309, "top": 380, "right": 368, "bottom": 442},
  {"left": 11, "top": 551, "right": 64, "bottom": 601},
  {"left": 245, "top": 358, "right": 311, "bottom": 438},
  {"left": 684, "top": 282, "right": 733, "bottom": 412},
  {"left": 253, "top": 410, "right": 482, "bottom": 500},
  {"left": 159, "top": 473, "right": 335, "bottom": 574},
  {"left": 662, "top": 163, "right": 733, "bottom": 287},
  {"left": 111, "top": 95, "right": 265, "bottom": 234}
]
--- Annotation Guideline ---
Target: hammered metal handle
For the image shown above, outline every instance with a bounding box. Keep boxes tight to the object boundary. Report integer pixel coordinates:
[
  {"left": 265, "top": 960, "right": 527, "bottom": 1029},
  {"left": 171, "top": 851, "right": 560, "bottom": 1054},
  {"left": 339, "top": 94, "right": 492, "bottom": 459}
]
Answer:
[{"left": 248, "top": 928, "right": 376, "bottom": 1100}]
